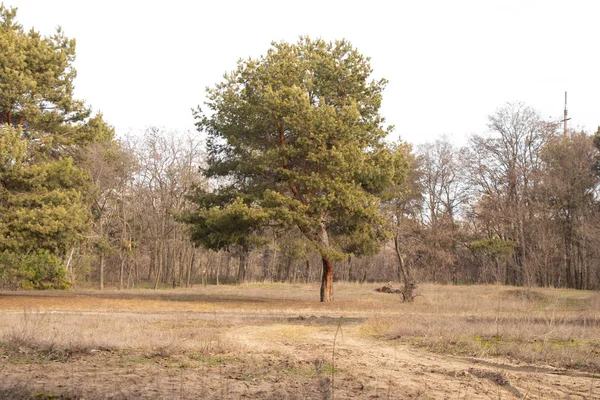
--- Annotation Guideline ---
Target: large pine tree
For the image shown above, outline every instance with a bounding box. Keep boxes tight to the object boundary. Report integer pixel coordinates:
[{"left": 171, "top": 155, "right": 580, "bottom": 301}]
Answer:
[
  {"left": 190, "top": 37, "right": 407, "bottom": 301},
  {"left": 0, "top": 5, "right": 113, "bottom": 289}
]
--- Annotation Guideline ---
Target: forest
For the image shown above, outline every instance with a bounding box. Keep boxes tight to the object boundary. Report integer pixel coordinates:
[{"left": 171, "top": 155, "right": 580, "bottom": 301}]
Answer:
[{"left": 2, "top": 5, "right": 600, "bottom": 301}]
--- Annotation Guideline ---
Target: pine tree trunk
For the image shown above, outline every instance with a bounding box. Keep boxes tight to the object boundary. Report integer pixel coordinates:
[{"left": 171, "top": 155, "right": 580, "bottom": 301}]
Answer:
[
  {"left": 237, "top": 250, "right": 248, "bottom": 284},
  {"left": 320, "top": 257, "right": 334, "bottom": 302}
]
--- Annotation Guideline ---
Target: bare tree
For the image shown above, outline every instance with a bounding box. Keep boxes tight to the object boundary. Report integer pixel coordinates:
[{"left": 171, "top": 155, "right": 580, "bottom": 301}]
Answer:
[
  {"left": 416, "top": 136, "right": 470, "bottom": 284},
  {"left": 122, "top": 128, "right": 205, "bottom": 288},
  {"left": 465, "top": 103, "right": 555, "bottom": 285},
  {"left": 387, "top": 144, "right": 422, "bottom": 300},
  {"left": 541, "top": 132, "right": 600, "bottom": 289},
  {"left": 84, "top": 140, "right": 135, "bottom": 290}
]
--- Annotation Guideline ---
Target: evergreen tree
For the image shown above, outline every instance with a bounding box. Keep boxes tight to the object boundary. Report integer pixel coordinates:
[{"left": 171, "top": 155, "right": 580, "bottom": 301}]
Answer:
[
  {"left": 0, "top": 5, "right": 113, "bottom": 289},
  {"left": 184, "top": 195, "right": 269, "bottom": 283},
  {"left": 190, "top": 37, "right": 407, "bottom": 301}
]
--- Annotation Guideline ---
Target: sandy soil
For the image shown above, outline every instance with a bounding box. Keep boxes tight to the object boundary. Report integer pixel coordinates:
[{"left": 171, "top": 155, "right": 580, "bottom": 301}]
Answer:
[{"left": 0, "top": 289, "right": 598, "bottom": 399}]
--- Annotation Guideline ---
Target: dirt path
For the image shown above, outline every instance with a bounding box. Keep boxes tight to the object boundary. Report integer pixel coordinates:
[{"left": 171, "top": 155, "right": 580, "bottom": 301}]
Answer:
[{"left": 228, "top": 321, "right": 599, "bottom": 399}]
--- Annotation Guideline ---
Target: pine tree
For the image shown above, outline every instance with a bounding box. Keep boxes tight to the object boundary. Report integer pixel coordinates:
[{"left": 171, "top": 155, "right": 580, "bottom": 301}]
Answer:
[
  {"left": 190, "top": 37, "right": 407, "bottom": 301},
  {"left": 0, "top": 5, "right": 113, "bottom": 289}
]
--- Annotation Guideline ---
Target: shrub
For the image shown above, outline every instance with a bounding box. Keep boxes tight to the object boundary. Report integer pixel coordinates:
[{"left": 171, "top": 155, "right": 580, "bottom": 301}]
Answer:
[{"left": 0, "top": 250, "right": 69, "bottom": 290}]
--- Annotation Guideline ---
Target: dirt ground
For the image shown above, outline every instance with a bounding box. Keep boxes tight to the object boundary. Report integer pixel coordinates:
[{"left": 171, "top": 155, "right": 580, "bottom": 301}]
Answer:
[{"left": 0, "top": 284, "right": 598, "bottom": 399}]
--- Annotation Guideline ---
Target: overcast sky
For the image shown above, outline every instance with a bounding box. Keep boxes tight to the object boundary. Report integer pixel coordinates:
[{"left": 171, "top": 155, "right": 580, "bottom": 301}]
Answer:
[{"left": 6, "top": 0, "right": 600, "bottom": 144}]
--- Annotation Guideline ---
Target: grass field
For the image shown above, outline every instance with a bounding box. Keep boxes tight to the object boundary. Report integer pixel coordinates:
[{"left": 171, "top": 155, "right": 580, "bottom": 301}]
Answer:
[{"left": 0, "top": 283, "right": 598, "bottom": 399}]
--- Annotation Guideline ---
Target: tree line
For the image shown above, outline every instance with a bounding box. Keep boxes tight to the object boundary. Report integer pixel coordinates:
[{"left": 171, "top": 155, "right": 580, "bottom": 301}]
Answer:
[{"left": 1, "top": 6, "right": 599, "bottom": 301}]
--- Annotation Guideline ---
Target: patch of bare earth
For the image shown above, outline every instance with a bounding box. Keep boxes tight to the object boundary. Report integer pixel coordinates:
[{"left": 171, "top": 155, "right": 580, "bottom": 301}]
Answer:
[
  {"left": 228, "top": 322, "right": 597, "bottom": 399},
  {"left": 0, "top": 283, "right": 598, "bottom": 399}
]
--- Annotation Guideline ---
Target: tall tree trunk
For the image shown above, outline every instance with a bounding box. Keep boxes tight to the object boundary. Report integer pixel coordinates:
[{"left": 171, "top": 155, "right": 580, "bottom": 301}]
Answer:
[
  {"left": 565, "top": 235, "right": 573, "bottom": 288},
  {"left": 119, "top": 198, "right": 127, "bottom": 291},
  {"left": 165, "top": 245, "right": 173, "bottom": 286},
  {"left": 119, "top": 257, "right": 125, "bottom": 290},
  {"left": 237, "top": 249, "right": 249, "bottom": 284},
  {"left": 394, "top": 233, "right": 417, "bottom": 302},
  {"left": 99, "top": 220, "right": 105, "bottom": 290},
  {"left": 154, "top": 241, "right": 163, "bottom": 289},
  {"left": 186, "top": 249, "right": 195, "bottom": 288},
  {"left": 201, "top": 252, "right": 209, "bottom": 287},
  {"left": 276, "top": 253, "right": 285, "bottom": 281},
  {"left": 262, "top": 247, "right": 272, "bottom": 282},
  {"left": 127, "top": 260, "right": 133, "bottom": 289},
  {"left": 148, "top": 252, "right": 154, "bottom": 281},
  {"left": 133, "top": 259, "right": 138, "bottom": 287},
  {"left": 216, "top": 251, "right": 221, "bottom": 285},
  {"left": 178, "top": 245, "right": 185, "bottom": 288},
  {"left": 347, "top": 256, "right": 353, "bottom": 282},
  {"left": 518, "top": 217, "right": 527, "bottom": 286},
  {"left": 246, "top": 251, "right": 253, "bottom": 282},
  {"left": 65, "top": 247, "right": 75, "bottom": 283},
  {"left": 285, "top": 257, "right": 293, "bottom": 282},
  {"left": 582, "top": 243, "right": 589, "bottom": 290},
  {"left": 224, "top": 252, "right": 231, "bottom": 280},
  {"left": 99, "top": 254, "right": 105, "bottom": 291}
]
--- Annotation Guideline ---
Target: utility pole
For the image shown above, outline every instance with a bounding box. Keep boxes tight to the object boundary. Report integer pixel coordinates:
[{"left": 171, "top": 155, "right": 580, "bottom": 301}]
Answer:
[{"left": 562, "top": 91, "right": 571, "bottom": 138}]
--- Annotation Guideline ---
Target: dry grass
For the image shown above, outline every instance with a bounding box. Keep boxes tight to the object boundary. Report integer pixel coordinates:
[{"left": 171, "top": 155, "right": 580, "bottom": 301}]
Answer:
[
  {"left": 0, "top": 310, "right": 239, "bottom": 362},
  {"left": 361, "top": 284, "right": 600, "bottom": 372},
  {"left": 0, "top": 282, "right": 598, "bottom": 398}
]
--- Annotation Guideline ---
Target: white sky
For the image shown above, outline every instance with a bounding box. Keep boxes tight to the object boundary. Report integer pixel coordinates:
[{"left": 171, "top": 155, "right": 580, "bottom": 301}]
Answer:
[{"left": 6, "top": 0, "right": 600, "bottom": 145}]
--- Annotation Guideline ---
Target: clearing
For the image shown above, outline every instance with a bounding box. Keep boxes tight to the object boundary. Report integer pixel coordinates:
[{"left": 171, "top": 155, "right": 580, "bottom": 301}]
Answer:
[{"left": 0, "top": 283, "right": 598, "bottom": 399}]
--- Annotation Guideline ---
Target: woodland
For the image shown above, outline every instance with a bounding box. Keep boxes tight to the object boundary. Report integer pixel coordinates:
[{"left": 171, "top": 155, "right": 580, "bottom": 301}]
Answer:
[{"left": 2, "top": 5, "right": 600, "bottom": 302}]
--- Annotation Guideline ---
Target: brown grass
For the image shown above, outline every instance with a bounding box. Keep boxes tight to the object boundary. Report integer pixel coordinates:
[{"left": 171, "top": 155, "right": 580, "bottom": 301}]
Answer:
[
  {"left": 2, "top": 283, "right": 598, "bottom": 371},
  {"left": 361, "top": 284, "right": 600, "bottom": 372},
  {"left": 1, "top": 310, "right": 240, "bottom": 362},
  {"left": 0, "top": 282, "right": 598, "bottom": 398}
]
